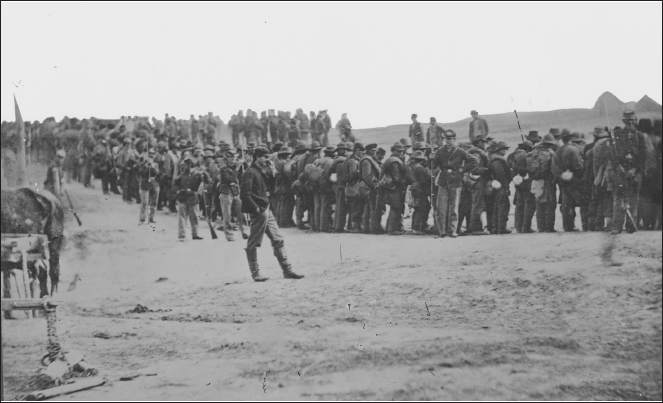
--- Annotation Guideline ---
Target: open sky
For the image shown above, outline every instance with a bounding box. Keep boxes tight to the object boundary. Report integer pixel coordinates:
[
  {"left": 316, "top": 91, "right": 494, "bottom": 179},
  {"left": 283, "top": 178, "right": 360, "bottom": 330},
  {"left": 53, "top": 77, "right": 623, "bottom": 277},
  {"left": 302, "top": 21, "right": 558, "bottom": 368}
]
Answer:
[{"left": 2, "top": 2, "right": 661, "bottom": 128}]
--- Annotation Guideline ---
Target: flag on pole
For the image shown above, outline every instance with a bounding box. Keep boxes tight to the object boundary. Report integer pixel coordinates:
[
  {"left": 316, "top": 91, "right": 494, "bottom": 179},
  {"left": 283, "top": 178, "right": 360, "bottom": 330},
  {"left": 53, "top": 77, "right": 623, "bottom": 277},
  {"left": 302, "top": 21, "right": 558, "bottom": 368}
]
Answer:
[{"left": 14, "top": 94, "right": 28, "bottom": 186}]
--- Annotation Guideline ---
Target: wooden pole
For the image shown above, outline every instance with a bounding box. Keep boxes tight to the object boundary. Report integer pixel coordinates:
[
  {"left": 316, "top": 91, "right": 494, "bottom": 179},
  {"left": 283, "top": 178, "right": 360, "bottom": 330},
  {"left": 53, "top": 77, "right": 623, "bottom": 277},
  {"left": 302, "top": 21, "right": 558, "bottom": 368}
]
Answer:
[
  {"left": 25, "top": 377, "right": 106, "bottom": 401},
  {"left": 14, "top": 94, "right": 28, "bottom": 186},
  {"left": 1, "top": 299, "right": 59, "bottom": 311}
]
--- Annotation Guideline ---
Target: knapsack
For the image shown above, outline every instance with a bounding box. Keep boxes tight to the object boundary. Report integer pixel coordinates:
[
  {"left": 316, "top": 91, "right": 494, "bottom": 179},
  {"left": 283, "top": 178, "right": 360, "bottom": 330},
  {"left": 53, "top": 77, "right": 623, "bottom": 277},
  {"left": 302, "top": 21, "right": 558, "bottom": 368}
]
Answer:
[{"left": 526, "top": 149, "right": 552, "bottom": 175}]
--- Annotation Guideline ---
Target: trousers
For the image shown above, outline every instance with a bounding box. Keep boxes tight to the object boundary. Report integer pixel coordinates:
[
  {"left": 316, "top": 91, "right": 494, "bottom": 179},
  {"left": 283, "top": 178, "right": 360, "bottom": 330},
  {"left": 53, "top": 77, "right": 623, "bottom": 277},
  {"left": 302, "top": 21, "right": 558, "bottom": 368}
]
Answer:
[
  {"left": 469, "top": 178, "right": 487, "bottom": 232},
  {"left": 219, "top": 193, "right": 248, "bottom": 239},
  {"left": 139, "top": 187, "right": 159, "bottom": 222},
  {"left": 319, "top": 191, "right": 334, "bottom": 232},
  {"left": 491, "top": 188, "right": 510, "bottom": 234},
  {"left": 177, "top": 197, "right": 199, "bottom": 239},
  {"left": 514, "top": 186, "right": 536, "bottom": 233},
  {"left": 277, "top": 193, "right": 296, "bottom": 226},
  {"left": 436, "top": 185, "right": 461, "bottom": 236},
  {"left": 247, "top": 207, "right": 284, "bottom": 250},
  {"left": 348, "top": 196, "right": 365, "bottom": 230},
  {"left": 457, "top": 185, "right": 472, "bottom": 233},
  {"left": 411, "top": 197, "right": 431, "bottom": 232},
  {"left": 362, "top": 189, "right": 380, "bottom": 234}
]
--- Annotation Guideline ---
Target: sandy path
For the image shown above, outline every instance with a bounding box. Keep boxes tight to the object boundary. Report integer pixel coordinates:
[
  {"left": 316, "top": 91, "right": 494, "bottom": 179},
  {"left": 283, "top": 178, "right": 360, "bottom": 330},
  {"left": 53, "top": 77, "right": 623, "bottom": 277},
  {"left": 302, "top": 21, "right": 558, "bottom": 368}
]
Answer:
[{"left": 2, "top": 180, "right": 661, "bottom": 400}]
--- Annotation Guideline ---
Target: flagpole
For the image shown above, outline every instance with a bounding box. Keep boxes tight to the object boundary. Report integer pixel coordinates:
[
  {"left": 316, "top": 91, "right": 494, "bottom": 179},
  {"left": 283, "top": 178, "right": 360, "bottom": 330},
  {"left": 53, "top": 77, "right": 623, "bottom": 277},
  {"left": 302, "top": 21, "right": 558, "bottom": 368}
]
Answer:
[{"left": 14, "top": 94, "right": 28, "bottom": 186}]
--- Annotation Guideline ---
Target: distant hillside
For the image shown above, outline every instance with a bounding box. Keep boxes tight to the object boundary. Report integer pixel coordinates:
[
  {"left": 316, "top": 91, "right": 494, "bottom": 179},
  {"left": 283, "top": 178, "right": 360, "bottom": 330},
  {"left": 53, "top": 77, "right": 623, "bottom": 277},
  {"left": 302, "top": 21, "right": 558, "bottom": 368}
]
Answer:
[{"left": 352, "top": 92, "right": 661, "bottom": 147}]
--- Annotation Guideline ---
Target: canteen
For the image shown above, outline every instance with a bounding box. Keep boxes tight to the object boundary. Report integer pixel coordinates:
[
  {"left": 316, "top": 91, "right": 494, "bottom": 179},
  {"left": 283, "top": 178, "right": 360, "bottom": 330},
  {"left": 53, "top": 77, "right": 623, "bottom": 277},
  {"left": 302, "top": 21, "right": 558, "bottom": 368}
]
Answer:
[
  {"left": 513, "top": 175, "right": 523, "bottom": 186},
  {"left": 491, "top": 180, "right": 502, "bottom": 190},
  {"left": 330, "top": 173, "right": 338, "bottom": 183},
  {"left": 561, "top": 171, "right": 574, "bottom": 181}
]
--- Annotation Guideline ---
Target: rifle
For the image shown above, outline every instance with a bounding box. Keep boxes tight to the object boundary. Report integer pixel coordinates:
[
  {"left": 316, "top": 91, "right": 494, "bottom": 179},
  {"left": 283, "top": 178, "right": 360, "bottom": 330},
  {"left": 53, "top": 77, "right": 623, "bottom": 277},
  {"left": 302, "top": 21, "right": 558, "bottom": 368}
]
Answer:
[
  {"left": 204, "top": 188, "right": 218, "bottom": 240},
  {"left": 514, "top": 110, "right": 524, "bottom": 142},
  {"left": 64, "top": 189, "right": 83, "bottom": 226}
]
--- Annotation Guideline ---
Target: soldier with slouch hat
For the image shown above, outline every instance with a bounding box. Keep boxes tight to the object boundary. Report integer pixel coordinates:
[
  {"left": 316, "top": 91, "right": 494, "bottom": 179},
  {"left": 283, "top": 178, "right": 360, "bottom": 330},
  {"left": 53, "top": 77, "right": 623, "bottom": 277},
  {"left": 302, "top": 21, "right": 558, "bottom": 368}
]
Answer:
[{"left": 240, "top": 146, "right": 304, "bottom": 282}]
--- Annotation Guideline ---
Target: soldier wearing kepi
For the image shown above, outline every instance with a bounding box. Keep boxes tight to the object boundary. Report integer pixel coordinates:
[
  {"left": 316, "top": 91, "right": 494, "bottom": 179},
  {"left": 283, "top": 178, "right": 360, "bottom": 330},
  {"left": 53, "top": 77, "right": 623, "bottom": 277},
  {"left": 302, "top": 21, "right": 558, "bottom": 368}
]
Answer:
[
  {"left": 218, "top": 148, "right": 249, "bottom": 242},
  {"left": 609, "top": 109, "right": 655, "bottom": 234},
  {"left": 431, "top": 130, "right": 478, "bottom": 238},
  {"left": 138, "top": 148, "right": 160, "bottom": 225},
  {"left": 488, "top": 142, "right": 512, "bottom": 234},
  {"left": 359, "top": 143, "right": 382, "bottom": 234},
  {"left": 509, "top": 140, "right": 535, "bottom": 233},
  {"left": 173, "top": 156, "right": 205, "bottom": 241},
  {"left": 240, "top": 146, "right": 304, "bottom": 282},
  {"left": 381, "top": 142, "right": 415, "bottom": 235}
]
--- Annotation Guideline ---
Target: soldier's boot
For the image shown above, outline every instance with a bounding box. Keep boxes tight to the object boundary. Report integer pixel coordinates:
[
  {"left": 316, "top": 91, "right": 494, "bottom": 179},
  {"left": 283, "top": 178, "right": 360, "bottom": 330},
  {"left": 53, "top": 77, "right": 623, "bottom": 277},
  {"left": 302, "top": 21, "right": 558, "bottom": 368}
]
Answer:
[
  {"left": 245, "top": 248, "right": 268, "bottom": 282},
  {"left": 273, "top": 246, "right": 304, "bottom": 279},
  {"left": 297, "top": 218, "right": 309, "bottom": 230}
]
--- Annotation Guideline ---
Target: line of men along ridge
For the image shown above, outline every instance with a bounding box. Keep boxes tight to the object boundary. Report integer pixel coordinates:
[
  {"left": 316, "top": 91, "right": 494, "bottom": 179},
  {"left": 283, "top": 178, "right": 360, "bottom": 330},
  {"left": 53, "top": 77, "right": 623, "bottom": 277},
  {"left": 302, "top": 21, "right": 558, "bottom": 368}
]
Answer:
[{"left": 5, "top": 108, "right": 660, "bottom": 243}]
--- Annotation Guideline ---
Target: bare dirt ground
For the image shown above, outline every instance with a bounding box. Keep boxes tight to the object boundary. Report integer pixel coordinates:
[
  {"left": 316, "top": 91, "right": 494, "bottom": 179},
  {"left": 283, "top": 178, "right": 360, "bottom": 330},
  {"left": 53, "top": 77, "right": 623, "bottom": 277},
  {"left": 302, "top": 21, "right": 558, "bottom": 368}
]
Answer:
[{"left": 2, "top": 176, "right": 662, "bottom": 400}]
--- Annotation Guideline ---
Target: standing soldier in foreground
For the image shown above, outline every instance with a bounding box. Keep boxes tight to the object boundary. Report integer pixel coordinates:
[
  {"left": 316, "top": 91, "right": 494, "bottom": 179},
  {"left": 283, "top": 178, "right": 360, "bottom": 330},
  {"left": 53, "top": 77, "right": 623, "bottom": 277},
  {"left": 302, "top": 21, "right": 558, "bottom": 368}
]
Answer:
[
  {"left": 609, "top": 110, "right": 655, "bottom": 234},
  {"left": 509, "top": 140, "right": 535, "bottom": 233},
  {"left": 381, "top": 142, "right": 414, "bottom": 235},
  {"left": 138, "top": 148, "right": 160, "bottom": 225},
  {"left": 527, "top": 133, "right": 558, "bottom": 232},
  {"left": 553, "top": 130, "right": 586, "bottom": 232},
  {"left": 173, "top": 156, "right": 204, "bottom": 241},
  {"left": 468, "top": 135, "right": 490, "bottom": 235},
  {"left": 344, "top": 142, "right": 365, "bottom": 233},
  {"left": 218, "top": 148, "right": 249, "bottom": 242},
  {"left": 431, "top": 130, "right": 478, "bottom": 238},
  {"left": 330, "top": 142, "right": 350, "bottom": 233},
  {"left": 92, "top": 139, "right": 112, "bottom": 195},
  {"left": 240, "top": 146, "right": 304, "bottom": 282},
  {"left": 155, "top": 142, "right": 172, "bottom": 211},
  {"left": 317, "top": 146, "right": 337, "bottom": 232},
  {"left": 116, "top": 136, "right": 137, "bottom": 203},
  {"left": 359, "top": 143, "right": 381, "bottom": 234},
  {"left": 488, "top": 142, "right": 512, "bottom": 234},
  {"left": 44, "top": 149, "right": 66, "bottom": 198},
  {"left": 274, "top": 147, "right": 296, "bottom": 227},
  {"left": 408, "top": 150, "right": 432, "bottom": 235}
]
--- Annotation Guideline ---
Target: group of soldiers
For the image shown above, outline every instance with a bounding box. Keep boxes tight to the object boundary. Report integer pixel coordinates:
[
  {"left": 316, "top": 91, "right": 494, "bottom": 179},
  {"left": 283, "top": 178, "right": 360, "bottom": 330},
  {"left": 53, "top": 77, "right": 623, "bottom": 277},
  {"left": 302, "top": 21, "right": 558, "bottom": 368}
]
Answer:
[
  {"left": 227, "top": 109, "right": 354, "bottom": 149},
  {"left": 254, "top": 109, "right": 662, "bottom": 238},
  {"left": 3, "top": 106, "right": 661, "bottom": 282},
  {"left": 3, "top": 108, "right": 662, "bottom": 243}
]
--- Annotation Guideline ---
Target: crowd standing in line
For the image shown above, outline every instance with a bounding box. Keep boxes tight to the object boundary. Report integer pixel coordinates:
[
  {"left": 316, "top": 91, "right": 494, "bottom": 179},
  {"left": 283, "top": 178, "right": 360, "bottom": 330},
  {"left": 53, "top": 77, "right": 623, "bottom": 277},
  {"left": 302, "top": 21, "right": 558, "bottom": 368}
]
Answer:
[{"left": 1, "top": 108, "right": 661, "bottom": 280}]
